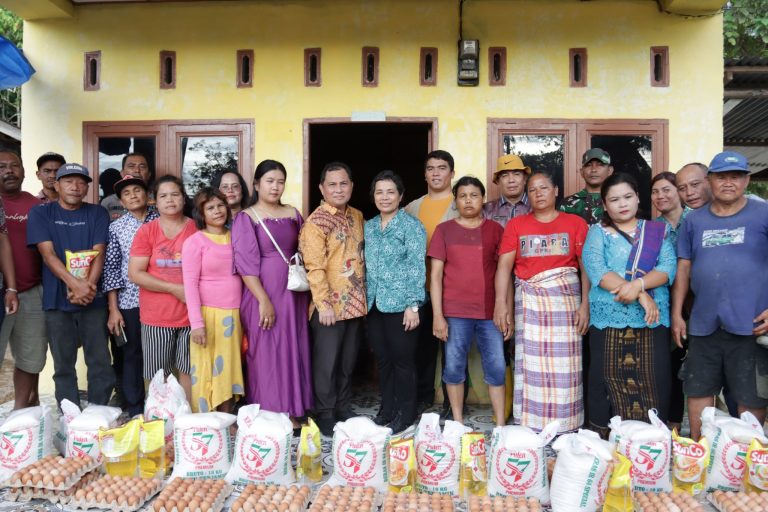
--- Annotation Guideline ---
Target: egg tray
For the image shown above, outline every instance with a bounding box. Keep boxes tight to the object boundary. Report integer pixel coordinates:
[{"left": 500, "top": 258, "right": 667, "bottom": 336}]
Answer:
[
  {"left": 633, "top": 491, "right": 706, "bottom": 511},
  {"left": 382, "top": 490, "right": 456, "bottom": 512},
  {"left": 5, "top": 469, "right": 100, "bottom": 503},
  {"left": 3, "top": 454, "right": 100, "bottom": 491},
  {"left": 466, "top": 495, "right": 543, "bottom": 512},
  {"left": 65, "top": 475, "right": 164, "bottom": 512},
  {"left": 149, "top": 477, "right": 233, "bottom": 512},
  {"left": 308, "top": 485, "right": 381, "bottom": 512},
  {"left": 229, "top": 483, "right": 312, "bottom": 512},
  {"left": 707, "top": 490, "right": 768, "bottom": 512}
]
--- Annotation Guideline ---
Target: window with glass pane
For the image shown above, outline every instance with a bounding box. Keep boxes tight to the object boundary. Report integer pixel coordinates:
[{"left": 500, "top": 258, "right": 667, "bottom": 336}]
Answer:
[
  {"left": 180, "top": 136, "right": 239, "bottom": 197},
  {"left": 590, "top": 134, "right": 653, "bottom": 218},
  {"left": 502, "top": 134, "right": 565, "bottom": 204},
  {"left": 97, "top": 136, "right": 156, "bottom": 200}
]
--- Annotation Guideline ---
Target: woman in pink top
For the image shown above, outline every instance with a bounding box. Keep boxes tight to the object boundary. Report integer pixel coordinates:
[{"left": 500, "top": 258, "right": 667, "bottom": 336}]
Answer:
[{"left": 182, "top": 188, "right": 245, "bottom": 413}]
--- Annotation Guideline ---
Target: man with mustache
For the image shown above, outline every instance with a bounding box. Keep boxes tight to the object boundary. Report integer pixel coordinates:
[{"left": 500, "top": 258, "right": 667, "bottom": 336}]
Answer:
[
  {"left": 483, "top": 154, "right": 531, "bottom": 228},
  {"left": 27, "top": 163, "right": 115, "bottom": 407},
  {"left": 560, "top": 148, "right": 614, "bottom": 225},
  {"left": 35, "top": 152, "right": 66, "bottom": 204},
  {"left": 0, "top": 148, "right": 42, "bottom": 409}
]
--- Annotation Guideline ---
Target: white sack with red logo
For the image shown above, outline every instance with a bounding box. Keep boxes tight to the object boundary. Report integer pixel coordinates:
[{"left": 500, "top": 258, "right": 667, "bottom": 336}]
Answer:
[
  {"left": 225, "top": 404, "right": 294, "bottom": 485},
  {"left": 0, "top": 405, "right": 54, "bottom": 482},
  {"left": 144, "top": 370, "right": 192, "bottom": 443},
  {"left": 488, "top": 420, "right": 559, "bottom": 505},
  {"left": 65, "top": 404, "right": 121, "bottom": 463},
  {"left": 53, "top": 399, "right": 81, "bottom": 455},
  {"left": 609, "top": 410, "right": 672, "bottom": 492},
  {"left": 327, "top": 416, "right": 391, "bottom": 491},
  {"left": 701, "top": 406, "right": 768, "bottom": 492},
  {"left": 550, "top": 429, "right": 614, "bottom": 512},
  {"left": 414, "top": 412, "right": 471, "bottom": 496},
  {"left": 171, "top": 411, "right": 236, "bottom": 479}
]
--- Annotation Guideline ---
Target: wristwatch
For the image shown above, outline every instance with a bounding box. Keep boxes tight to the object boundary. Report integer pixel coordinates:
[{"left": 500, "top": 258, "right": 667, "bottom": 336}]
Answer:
[{"left": 410, "top": 304, "right": 419, "bottom": 313}]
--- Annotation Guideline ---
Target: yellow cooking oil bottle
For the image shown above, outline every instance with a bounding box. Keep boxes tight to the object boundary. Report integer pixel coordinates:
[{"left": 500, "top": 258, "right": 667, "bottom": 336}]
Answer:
[
  {"left": 100, "top": 418, "right": 140, "bottom": 477},
  {"left": 296, "top": 418, "right": 323, "bottom": 483},
  {"left": 139, "top": 419, "right": 166, "bottom": 478}
]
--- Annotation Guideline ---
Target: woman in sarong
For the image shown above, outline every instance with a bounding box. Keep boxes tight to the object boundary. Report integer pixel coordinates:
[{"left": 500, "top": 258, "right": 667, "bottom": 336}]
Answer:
[
  {"left": 494, "top": 171, "right": 590, "bottom": 432},
  {"left": 582, "top": 173, "right": 676, "bottom": 430}
]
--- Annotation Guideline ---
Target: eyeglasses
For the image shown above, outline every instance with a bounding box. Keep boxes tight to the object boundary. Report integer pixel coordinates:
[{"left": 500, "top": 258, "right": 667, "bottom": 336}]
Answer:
[{"left": 219, "top": 184, "right": 241, "bottom": 192}]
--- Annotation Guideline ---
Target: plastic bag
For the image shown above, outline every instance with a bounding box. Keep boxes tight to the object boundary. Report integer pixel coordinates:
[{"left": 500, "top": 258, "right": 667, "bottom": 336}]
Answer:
[
  {"left": 139, "top": 419, "right": 166, "bottom": 479},
  {"left": 609, "top": 410, "right": 672, "bottom": 493},
  {"left": 603, "top": 452, "right": 632, "bottom": 512},
  {"left": 702, "top": 406, "right": 768, "bottom": 492},
  {"left": 744, "top": 437, "right": 768, "bottom": 492},
  {"left": 488, "top": 420, "right": 559, "bottom": 505},
  {"left": 388, "top": 437, "right": 416, "bottom": 493},
  {"left": 296, "top": 418, "right": 322, "bottom": 483},
  {"left": 65, "top": 405, "right": 121, "bottom": 463},
  {"left": 100, "top": 418, "right": 140, "bottom": 477},
  {"left": 53, "top": 399, "right": 81, "bottom": 455},
  {"left": 65, "top": 250, "right": 99, "bottom": 279},
  {"left": 144, "top": 370, "right": 192, "bottom": 443},
  {"left": 671, "top": 428, "right": 709, "bottom": 495},
  {"left": 0, "top": 405, "right": 54, "bottom": 482},
  {"left": 415, "top": 412, "right": 471, "bottom": 496},
  {"left": 171, "top": 411, "right": 236, "bottom": 479},
  {"left": 327, "top": 416, "right": 391, "bottom": 491},
  {"left": 550, "top": 429, "right": 614, "bottom": 512},
  {"left": 460, "top": 432, "right": 488, "bottom": 498},
  {"left": 225, "top": 404, "right": 294, "bottom": 485}
]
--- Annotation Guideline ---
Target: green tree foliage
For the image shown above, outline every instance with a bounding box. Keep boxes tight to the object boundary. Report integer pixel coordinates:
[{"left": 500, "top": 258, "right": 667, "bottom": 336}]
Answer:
[
  {"left": 183, "top": 139, "right": 238, "bottom": 196},
  {"left": 723, "top": 0, "right": 768, "bottom": 59},
  {"left": 0, "top": 8, "right": 23, "bottom": 47}
]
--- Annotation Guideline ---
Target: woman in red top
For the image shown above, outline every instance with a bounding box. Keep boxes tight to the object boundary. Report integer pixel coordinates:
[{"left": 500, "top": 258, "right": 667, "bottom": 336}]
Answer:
[{"left": 494, "top": 171, "right": 590, "bottom": 432}]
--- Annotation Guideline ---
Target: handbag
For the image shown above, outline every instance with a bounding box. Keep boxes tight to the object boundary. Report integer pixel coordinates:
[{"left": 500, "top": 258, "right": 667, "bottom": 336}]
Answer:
[{"left": 249, "top": 207, "right": 311, "bottom": 292}]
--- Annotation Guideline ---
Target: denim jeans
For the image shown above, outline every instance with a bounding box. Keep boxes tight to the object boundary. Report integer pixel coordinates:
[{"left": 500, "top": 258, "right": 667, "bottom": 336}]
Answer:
[{"left": 443, "top": 317, "right": 505, "bottom": 386}]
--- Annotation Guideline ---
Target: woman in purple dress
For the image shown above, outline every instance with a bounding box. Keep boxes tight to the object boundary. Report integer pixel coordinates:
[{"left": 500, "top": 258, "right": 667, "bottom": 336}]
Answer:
[{"left": 232, "top": 159, "right": 313, "bottom": 427}]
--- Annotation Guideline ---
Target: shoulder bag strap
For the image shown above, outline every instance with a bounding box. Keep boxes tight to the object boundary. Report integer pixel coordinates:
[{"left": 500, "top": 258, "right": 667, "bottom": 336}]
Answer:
[{"left": 248, "top": 207, "right": 290, "bottom": 266}]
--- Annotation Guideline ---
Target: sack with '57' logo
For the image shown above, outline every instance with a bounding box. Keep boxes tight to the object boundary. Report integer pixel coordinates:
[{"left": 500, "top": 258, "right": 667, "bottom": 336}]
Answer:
[
  {"left": 171, "top": 411, "right": 236, "bottom": 480},
  {"left": 414, "top": 412, "right": 471, "bottom": 496},
  {"left": 610, "top": 410, "right": 672, "bottom": 493},
  {"left": 327, "top": 416, "right": 391, "bottom": 492},
  {"left": 225, "top": 404, "right": 295, "bottom": 485}
]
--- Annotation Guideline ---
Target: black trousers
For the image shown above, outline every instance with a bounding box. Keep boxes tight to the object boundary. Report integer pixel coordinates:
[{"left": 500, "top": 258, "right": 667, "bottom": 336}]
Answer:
[
  {"left": 120, "top": 307, "right": 145, "bottom": 416},
  {"left": 368, "top": 306, "right": 418, "bottom": 422},
  {"left": 310, "top": 312, "right": 362, "bottom": 417}
]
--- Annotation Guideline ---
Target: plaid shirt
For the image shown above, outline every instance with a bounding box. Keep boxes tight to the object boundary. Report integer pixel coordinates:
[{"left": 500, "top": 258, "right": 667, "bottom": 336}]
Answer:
[{"left": 483, "top": 194, "right": 531, "bottom": 228}]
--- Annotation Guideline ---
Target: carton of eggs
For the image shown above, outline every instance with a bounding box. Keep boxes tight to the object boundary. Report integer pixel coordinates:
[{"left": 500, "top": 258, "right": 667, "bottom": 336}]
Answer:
[
  {"left": 229, "top": 483, "right": 311, "bottom": 512},
  {"left": 381, "top": 491, "right": 454, "bottom": 512},
  {"left": 67, "top": 474, "right": 163, "bottom": 512},
  {"left": 308, "top": 485, "right": 378, "bottom": 512},
  {"left": 6, "top": 469, "right": 100, "bottom": 504},
  {"left": 633, "top": 491, "right": 705, "bottom": 511},
  {"left": 710, "top": 490, "right": 768, "bottom": 512},
  {"left": 6, "top": 454, "right": 98, "bottom": 490},
  {"left": 467, "top": 495, "right": 542, "bottom": 512},
  {"left": 151, "top": 477, "right": 232, "bottom": 512}
]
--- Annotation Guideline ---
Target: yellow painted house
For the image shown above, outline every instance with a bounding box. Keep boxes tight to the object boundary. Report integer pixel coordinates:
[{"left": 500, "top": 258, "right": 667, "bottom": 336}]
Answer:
[{"left": 4, "top": 0, "right": 727, "bottom": 399}]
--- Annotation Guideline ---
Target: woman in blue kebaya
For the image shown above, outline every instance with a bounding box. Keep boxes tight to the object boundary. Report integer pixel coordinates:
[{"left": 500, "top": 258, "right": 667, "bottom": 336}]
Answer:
[
  {"left": 583, "top": 173, "right": 676, "bottom": 431},
  {"left": 364, "top": 170, "right": 426, "bottom": 434}
]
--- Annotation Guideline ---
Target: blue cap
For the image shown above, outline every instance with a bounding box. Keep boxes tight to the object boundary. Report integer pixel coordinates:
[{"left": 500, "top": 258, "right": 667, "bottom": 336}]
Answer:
[
  {"left": 708, "top": 151, "right": 748, "bottom": 174},
  {"left": 56, "top": 163, "right": 92, "bottom": 183}
]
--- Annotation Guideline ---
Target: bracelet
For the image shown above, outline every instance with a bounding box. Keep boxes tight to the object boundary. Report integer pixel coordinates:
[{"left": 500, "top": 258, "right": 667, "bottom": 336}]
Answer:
[
  {"left": 638, "top": 277, "right": 645, "bottom": 293},
  {"left": 5, "top": 288, "right": 17, "bottom": 293}
]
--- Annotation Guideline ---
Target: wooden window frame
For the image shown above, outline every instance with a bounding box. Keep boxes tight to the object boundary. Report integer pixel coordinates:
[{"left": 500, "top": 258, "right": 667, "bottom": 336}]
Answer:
[
  {"left": 83, "top": 51, "right": 101, "bottom": 91},
  {"left": 487, "top": 118, "right": 668, "bottom": 202},
  {"left": 361, "top": 46, "right": 379, "bottom": 87},
  {"left": 488, "top": 47, "right": 506, "bottom": 86},
  {"left": 159, "top": 50, "right": 176, "bottom": 89},
  {"left": 83, "top": 119, "right": 254, "bottom": 203},
  {"left": 569, "top": 48, "right": 588, "bottom": 88},
  {"left": 304, "top": 48, "right": 322, "bottom": 87},
  {"left": 650, "top": 46, "right": 670, "bottom": 87},
  {"left": 236, "top": 49, "right": 254, "bottom": 88},
  {"left": 419, "top": 47, "right": 438, "bottom": 86}
]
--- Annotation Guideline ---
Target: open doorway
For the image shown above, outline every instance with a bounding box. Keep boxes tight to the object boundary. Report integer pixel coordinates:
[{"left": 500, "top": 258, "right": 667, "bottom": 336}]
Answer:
[{"left": 304, "top": 120, "right": 436, "bottom": 219}]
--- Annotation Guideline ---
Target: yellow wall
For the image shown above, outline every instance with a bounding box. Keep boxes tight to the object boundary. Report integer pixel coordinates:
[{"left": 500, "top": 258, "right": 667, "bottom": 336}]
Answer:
[{"left": 19, "top": 0, "right": 724, "bottom": 396}]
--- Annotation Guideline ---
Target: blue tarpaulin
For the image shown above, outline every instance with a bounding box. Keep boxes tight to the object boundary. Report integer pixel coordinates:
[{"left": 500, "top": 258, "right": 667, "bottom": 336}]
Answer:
[{"left": 0, "top": 35, "right": 34, "bottom": 89}]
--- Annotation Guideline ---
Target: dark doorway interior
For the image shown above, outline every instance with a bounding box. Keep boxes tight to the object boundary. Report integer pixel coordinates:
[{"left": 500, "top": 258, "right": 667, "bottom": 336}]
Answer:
[{"left": 308, "top": 122, "right": 433, "bottom": 220}]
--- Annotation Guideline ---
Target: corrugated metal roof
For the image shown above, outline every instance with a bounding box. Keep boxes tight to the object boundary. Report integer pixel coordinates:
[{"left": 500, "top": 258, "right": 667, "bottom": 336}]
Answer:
[
  {"left": 724, "top": 145, "right": 768, "bottom": 177},
  {"left": 724, "top": 98, "right": 768, "bottom": 144}
]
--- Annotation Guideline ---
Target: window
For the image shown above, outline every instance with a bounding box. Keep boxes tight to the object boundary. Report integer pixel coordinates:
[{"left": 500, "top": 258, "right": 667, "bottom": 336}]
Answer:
[
  {"left": 569, "top": 48, "right": 587, "bottom": 87},
  {"left": 488, "top": 118, "right": 668, "bottom": 215},
  {"left": 83, "top": 119, "right": 253, "bottom": 203},
  {"left": 160, "top": 51, "right": 176, "bottom": 89},
  {"left": 488, "top": 47, "right": 506, "bottom": 86},
  {"left": 84, "top": 51, "right": 101, "bottom": 91},
  {"left": 362, "top": 47, "right": 379, "bottom": 87},
  {"left": 420, "top": 47, "right": 438, "bottom": 86},
  {"left": 304, "top": 48, "right": 322, "bottom": 87},
  {"left": 650, "top": 46, "right": 669, "bottom": 87},
  {"left": 237, "top": 50, "right": 254, "bottom": 88}
]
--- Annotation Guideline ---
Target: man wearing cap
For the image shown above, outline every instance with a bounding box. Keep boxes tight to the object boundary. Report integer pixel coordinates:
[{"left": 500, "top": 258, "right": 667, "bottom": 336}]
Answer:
[
  {"left": 560, "top": 148, "right": 614, "bottom": 225},
  {"left": 103, "top": 176, "right": 158, "bottom": 416},
  {"left": 27, "top": 163, "right": 115, "bottom": 407},
  {"left": 101, "top": 152, "right": 154, "bottom": 222},
  {"left": 0, "top": 148, "right": 46, "bottom": 409},
  {"left": 483, "top": 154, "right": 531, "bottom": 228},
  {"left": 35, "top": 152, "right": 66, "bottom": 204},
  {"left": 672, "top": 151, "right": 768, "bottom": 440}
]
